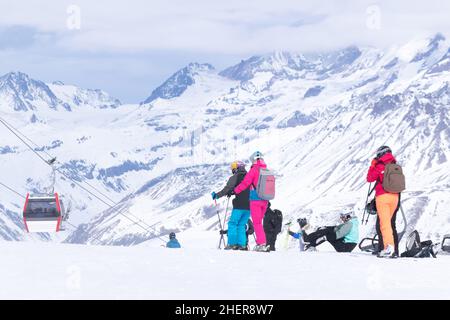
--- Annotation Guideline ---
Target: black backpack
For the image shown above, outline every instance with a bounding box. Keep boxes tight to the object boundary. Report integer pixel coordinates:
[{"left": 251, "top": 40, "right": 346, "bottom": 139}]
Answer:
[
  {"left": 273, "top": 209, "right": 283, "bottom": 234},
  {"left": 366, "top": 198, "right": 377, "bottom": 215},
  {"left": 400, "top": 230, "right": 437, "bottom": 258}
]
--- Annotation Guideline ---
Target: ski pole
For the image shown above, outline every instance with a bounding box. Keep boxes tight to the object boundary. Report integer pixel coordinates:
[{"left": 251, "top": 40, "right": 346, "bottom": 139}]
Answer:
[
  {"left": 364, "top": 199, "right": 372, "bottom": 225},
  {"left": 362, "top": 183, "right": 371, "bottom": 224},
  {"left": 398, "top": 201, "right": 408, "bottom": 241},
  {"left": 218, "top": 197, "right": 230, "bottom": 249},
  {"left": 215, "top": 199, "right": 224, "bottom": 249}
]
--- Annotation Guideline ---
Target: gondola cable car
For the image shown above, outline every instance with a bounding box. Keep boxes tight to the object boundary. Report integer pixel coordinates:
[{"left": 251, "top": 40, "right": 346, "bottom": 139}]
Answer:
[
  {"left": 23, "top": 192, "right": 67, "bottom": 232},
  {"left": 22, "top": 158, "right": 70, "bottom": 233}
]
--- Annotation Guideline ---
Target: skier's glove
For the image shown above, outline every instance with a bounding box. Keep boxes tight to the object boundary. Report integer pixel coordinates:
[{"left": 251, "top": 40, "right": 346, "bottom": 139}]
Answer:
[
  {"left": 371, "top": 158, "right": 378, "bottom": 168},
  {"left": 219, "top": 229, "right": 227, "bottom": 235},
  {"left": 211, "top": 192, "right": 218, "bottom": 200}
]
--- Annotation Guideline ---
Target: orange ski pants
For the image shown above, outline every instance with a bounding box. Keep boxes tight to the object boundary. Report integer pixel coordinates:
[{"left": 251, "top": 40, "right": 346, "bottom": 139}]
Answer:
[{"left": 376, "top": 193, "right": 399, "bottom": 249}]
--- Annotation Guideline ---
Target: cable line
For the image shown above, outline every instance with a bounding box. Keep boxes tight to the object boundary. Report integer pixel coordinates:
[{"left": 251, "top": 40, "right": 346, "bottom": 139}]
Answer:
[
  {"left": 0, "top": 181, "right": 25, "bottom": 199},
  {"left": 0, "top": 116, "right": 168, "bottom": 243}
]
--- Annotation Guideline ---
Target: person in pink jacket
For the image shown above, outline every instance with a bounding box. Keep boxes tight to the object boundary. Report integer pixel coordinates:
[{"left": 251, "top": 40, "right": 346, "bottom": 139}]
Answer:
[{"left": 234, "top": 151, "right": 270, "bottom": 252}]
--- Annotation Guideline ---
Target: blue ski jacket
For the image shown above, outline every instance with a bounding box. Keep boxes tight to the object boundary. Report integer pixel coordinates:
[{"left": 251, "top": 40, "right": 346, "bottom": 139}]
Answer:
[
  {"left": 166, "top": 239, "right": 181, "bottom": 248},
  {"left": 335, "top": 217, "right": 359, "bottom": 244}
]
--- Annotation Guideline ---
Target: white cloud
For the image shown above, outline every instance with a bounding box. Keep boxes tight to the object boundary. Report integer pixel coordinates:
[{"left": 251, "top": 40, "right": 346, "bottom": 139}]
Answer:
[
  {"left": 0, "top": 0, "right": 449, "bottom": 54},
  {"left": 0, "top": 0, "right": 449, "bottom": 102}
]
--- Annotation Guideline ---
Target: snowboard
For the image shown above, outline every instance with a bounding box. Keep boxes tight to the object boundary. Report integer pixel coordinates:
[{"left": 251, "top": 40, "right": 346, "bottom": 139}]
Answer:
[
  {"left": 442, "top": 234, "right": 450, "bottom": 253},
  {"left": 283, "top": 221, "right": 292, "bottom": 250}
]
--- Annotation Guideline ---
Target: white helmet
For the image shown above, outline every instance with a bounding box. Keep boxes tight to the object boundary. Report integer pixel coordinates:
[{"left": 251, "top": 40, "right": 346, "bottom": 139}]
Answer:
[
  {"left": 340, "top": 211, "right": 354, "bottom": 222},
  {"left": 249, "top": 151, "right": 263, "bottom": 163}
]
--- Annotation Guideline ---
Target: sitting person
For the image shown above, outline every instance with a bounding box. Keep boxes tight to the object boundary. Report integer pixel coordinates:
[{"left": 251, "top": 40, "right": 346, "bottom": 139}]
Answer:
[
  {"left": 291, "top": 213, "right": 359, "bottom": 252},
  {"left": 166, "top": 232, "right": 181, "bottom": 248},
  {"left": 219, "top": 219, "right": 254, "bottom": 250},
  {"left": 263, "top": 202, "right": 283, "bottom": 251}
]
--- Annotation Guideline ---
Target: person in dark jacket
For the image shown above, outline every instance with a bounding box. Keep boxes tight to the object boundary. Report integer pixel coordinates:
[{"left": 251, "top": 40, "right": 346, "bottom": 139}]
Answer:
[
  {"left": 292, "top": 213, "right": 359, "bottom": 252},
  {"left": 212, "top": 161, "right": 250, "bottom": 250},
  {"left": 166, "top": 232, "right": 181, "bottom": 248},
  {"left": 263, "top": 202, "right": 283, "bottom": 251}
]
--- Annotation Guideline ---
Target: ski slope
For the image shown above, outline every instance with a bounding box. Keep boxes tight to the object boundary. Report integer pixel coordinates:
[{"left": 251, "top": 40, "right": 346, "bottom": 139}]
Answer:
[{"left": 1, "top": 232, "right": 450, "bottom": 299}]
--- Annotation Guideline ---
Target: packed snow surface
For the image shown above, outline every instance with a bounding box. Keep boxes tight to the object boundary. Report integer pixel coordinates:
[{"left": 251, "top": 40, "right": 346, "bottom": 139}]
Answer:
[{"left": 1, "top": 232, "right": 449, "bottom": 300}]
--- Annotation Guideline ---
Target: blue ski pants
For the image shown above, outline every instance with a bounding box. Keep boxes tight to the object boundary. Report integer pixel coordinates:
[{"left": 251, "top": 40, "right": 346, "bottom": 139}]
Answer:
[{"left": 227, "top": 209, "right": 251, "bottom": 246}]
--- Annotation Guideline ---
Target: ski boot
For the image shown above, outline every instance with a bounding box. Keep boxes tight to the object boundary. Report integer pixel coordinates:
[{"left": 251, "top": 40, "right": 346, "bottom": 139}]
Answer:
[
  {"left": 304, "top": 245, "right": 317, "bottom": 252},
  {"left": 253, "top": 244, "right": 270, "bottom": 252},
  {"left": 377, "top": 245, "right": 396, "bottom": 258},
  {"left": 224, "top": 245, "right": 239, "bottom": 250}
]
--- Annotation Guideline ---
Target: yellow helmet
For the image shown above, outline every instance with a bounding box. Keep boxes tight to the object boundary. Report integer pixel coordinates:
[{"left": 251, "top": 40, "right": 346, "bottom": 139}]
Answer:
[{"left": 230, "top": 160, "right": 245, "bottom": 173}]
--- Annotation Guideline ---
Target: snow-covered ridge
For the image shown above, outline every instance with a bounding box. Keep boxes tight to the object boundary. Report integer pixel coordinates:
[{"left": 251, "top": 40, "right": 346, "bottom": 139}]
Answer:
[
  {"left": 0, "top": 71, "right": 121, "bottom": 114},
  {"left": 219, "top": 46, "right": 362, "bottom": 81},
  {"left": 0, "top": 71, "right": 64, "bottom": 112},
  {"left": 48, "top": 82, "right": 121, "bottom": 110}
]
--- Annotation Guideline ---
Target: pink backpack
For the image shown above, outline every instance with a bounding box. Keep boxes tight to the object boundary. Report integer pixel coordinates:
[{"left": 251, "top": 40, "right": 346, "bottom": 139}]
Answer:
[{"left": 255, "top": 168, "right": 276, "bottom": 200}]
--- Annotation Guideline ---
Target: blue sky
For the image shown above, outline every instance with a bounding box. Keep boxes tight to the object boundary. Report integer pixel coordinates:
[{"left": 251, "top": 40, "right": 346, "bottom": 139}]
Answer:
[{"left": 0, "top": 0, "right": 449, "bottom": 103}]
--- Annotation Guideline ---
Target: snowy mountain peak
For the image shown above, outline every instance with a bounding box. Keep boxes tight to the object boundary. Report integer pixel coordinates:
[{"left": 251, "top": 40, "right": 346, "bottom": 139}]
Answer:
[
  {"left": 260, "top": 51, "right": 306, "bottom": 68},
  {"left": 0, "top": 71, "right": 121, "bottom": 113},
  {"left": 47, "top": 83, "right": 122, "bottom": 110},
  {"left": 219, "top": 46, "right": 362, "bottom": 81},
  {"left": 1, "top": 71, "right": 30, "bottom": 82},
  {"left": 142, "top": 62, "right": 215, "bottom": 104},
  {"left": 430, "top": 32, "right": 446, "bottom": 45},
  {"left": 396, "top": 33, "right": 447, "bottom": 64},
  {"left": 0, "top": 71, "right": 61, "bottom": 112},
  {"left": 219, "top": 51, "right": 311, "bottom": 81},
  {"left": 321, "top": 45, "right": 362, "bottom": 68},
  {"left": 410, "top": 33, "right": 447, "bottom": 63},
  {"left": 185, "top": 62, "right": 215, "bottom": 73}
]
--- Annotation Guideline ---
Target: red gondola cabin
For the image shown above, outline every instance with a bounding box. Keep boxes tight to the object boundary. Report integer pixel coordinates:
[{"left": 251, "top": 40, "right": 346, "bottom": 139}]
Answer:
[{"left": 23, "top": 193, "right": 65, "bottom": 232}]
